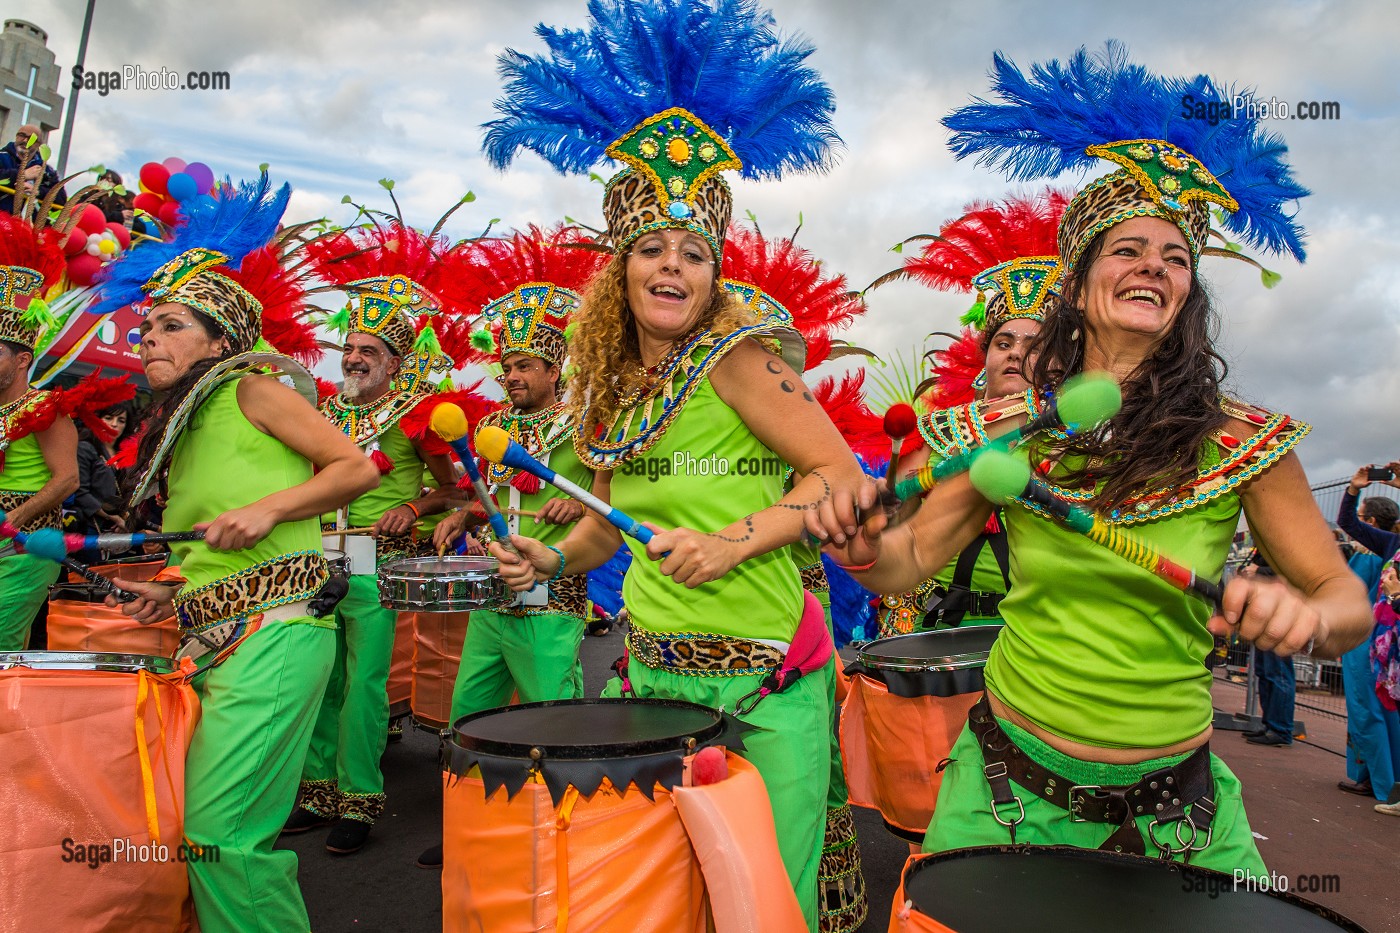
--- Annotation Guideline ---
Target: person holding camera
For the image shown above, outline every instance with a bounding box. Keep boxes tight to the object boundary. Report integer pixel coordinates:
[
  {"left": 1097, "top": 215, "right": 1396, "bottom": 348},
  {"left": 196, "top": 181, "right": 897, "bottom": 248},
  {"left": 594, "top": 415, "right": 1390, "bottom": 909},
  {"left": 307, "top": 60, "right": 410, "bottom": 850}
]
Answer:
[{"left": 1340, "top": 464, "right": 1400, "bottom": 564}]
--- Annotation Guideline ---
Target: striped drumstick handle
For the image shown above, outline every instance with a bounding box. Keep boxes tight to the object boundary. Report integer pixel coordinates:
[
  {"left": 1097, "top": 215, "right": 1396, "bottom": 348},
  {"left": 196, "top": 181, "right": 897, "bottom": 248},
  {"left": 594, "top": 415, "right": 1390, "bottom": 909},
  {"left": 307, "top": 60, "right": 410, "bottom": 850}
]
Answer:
[
  {"left": 893, "top": 433, "right": 1030, "bottom": 500},
  {"left": 494, "top": 438, "right": 655, "bottom": 545},
  {"left": 1020, "top": 479, "right": 1223, "bottom": 608},
  {"left": 443, "top": 436, "right": 515, "bottom": 550}
]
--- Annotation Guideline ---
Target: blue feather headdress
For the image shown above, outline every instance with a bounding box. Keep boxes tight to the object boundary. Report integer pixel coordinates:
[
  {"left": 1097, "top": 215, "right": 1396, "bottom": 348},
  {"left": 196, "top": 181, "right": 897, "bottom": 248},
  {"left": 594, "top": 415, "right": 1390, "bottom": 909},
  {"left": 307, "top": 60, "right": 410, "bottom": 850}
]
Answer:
[
  {"left": 89, "top": 173, "right": 291, "bottom": 353},
  {"left": 482, "top": 0, "right": 839, "bottom": 256},
  {"left": 943, "top": 43, "right": 1309, "bottom": 272}
]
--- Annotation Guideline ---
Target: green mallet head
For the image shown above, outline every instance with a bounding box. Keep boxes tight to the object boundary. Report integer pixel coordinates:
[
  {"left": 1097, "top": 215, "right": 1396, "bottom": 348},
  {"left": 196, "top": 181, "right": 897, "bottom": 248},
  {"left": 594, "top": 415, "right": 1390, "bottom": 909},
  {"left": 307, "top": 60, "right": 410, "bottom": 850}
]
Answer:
[
  {"left": 969, "top": 448, "right": 1032, "bottom": 504},
  {"left": 1056, "top": 373, "right": 1122, "bottom": 433}
]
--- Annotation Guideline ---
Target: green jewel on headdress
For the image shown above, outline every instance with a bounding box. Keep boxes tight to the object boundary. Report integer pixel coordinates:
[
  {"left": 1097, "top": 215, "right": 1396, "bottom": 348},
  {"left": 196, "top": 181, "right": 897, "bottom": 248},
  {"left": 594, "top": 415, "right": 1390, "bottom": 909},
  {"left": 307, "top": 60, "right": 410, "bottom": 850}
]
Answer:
[
  {"left": 480, "top": 282, "right": 576, "bottom": 368},
  {"left": 142, "top": 246, "right": 264, "bottom": 354},
  {"left": 607, "top": 108, "right": 741, "bottom": 225},
  {"left": 1086, "top": 140, "right": 1239, "bottom": 216},
  {"left": 145, "top": 247, "right": 230, "bottom": 300},
  {"left": 343, "top": 273, "right": 439, "bottom": 358},
  {"left": 970, "top": 256, "right": 1061, "bottom": 332}
]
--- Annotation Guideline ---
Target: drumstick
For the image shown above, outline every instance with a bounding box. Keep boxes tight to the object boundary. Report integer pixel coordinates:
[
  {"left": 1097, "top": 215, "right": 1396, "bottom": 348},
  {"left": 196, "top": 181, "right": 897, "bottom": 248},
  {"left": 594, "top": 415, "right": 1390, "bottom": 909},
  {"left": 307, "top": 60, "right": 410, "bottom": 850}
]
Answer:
[
  {"left": 0, "top": 513, "right": 139, "bottom": 602},
  {"left": 894, "top": 373, "right": 1121, "bottom": 501},
  {"left": 475, "top": 425, "right": 656, "bottom": 545},
  {"left": 428, "top": 404, "right": 519, "bottom": 554},
  {"left": 969, "top": 449, "right": 1223, "bottom": 607},
  {"left": 883, "top": 403, "right": 918, "bottom": 486}
]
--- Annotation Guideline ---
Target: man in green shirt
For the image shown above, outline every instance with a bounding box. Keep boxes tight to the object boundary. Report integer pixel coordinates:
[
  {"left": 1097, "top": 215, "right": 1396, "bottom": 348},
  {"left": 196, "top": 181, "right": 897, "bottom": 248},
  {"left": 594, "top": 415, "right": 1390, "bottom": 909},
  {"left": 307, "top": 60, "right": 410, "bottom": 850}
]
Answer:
[{"left": 283, "top": 261, "right": 458, "bottom": 855}]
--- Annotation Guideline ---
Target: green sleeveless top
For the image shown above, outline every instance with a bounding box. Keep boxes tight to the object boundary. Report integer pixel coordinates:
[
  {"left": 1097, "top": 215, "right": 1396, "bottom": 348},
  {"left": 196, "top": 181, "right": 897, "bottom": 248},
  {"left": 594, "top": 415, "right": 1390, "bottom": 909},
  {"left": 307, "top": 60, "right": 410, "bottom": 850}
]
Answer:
[
  {"left": 578, "top": 330, "right": 803, "bottom": 641},
  {"left": 925, "top": 392, "right": 1309, "bottom": 748},
  {"left": 346, "top": 424, "right": 422, "bottom": 527},
  {"left": 164, "top": 378, "right": 324, "bottom": 592},
  {"left": 0, "top": 391, "right": 54, "bottom": 493}
]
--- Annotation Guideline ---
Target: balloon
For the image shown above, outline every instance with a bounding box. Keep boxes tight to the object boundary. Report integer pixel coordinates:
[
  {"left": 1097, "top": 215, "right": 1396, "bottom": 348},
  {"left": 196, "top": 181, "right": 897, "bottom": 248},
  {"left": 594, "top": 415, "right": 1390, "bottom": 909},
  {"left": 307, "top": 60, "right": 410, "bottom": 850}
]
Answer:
[
  {"left": 106, "top": 222, "right": 131, "bottom": 250},
  {"left": 161, "top": 156, "right": 186, "bottom": 174},
  {"left": 97, "top": 237, "right": 118, "bottom": 257},
  {"left": 86, "top": 233, "right": 103, "bottom": 257},
  {"left": 62, "top": 227, "right": 86, "bottom": 256},
  {"left": 76, "top": 204, "right": 108, "bottom": 235},
  {"left": 166, "top": 172, "right": 197, "bottom": 202},
  {"left": 184, "top": 162, "right": 214, "bottom": 195},
  {"left": 157, "top": 200, "right": 183, "bottom": 227},
  {"left": 139, "top": 162, "right": 169, "bottom": 196},
  {"left": 67, "top": 253, "right": 104, "bottom": 287},
  {"left": 133, "top": 192, "right": 164, "bottom": 216}
]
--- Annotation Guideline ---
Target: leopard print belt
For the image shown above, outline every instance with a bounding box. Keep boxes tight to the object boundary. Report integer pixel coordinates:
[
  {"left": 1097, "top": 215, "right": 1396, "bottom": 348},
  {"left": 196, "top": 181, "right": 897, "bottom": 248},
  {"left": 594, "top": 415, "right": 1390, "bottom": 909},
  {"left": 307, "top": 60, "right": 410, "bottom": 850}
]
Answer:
[
  {"left": 626, "top": 624, "right": 786, "bottom": 676},
  {"left": 175, "top": 550, "right": 329, "bottom": 633},
  {"left": 0, "top": 490, "right": 61, "bottom": 533}
]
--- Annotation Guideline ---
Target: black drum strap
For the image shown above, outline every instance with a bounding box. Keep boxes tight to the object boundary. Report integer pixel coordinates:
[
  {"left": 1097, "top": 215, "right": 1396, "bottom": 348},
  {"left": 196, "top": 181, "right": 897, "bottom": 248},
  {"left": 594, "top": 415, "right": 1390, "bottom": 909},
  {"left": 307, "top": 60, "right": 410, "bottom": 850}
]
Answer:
[{"left": 926, "top": 514, "right": 1010, "bottom": 628}]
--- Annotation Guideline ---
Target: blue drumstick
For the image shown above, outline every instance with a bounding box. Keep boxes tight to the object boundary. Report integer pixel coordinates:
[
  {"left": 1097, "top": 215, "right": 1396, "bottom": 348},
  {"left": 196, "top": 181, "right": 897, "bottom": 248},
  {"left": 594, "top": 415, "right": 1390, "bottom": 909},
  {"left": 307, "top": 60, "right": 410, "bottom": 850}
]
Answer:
[
  {"left": 476, "top": 425, "right": 656, "bottom": 545},
  {"left": 429, "top": 405, "right": 515, "bottom": 548}
]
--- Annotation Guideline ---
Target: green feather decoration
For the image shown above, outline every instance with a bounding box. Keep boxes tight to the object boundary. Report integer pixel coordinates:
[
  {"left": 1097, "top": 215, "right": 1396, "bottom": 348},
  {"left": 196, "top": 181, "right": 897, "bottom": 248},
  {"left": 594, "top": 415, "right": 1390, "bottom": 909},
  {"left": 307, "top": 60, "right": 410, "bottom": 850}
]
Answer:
[
  {"left": 959, "top": 296, "right": 987, "bottom": 328},
  {"left": 325, "top": 305, "right": 352, "bottom": 336},
  {"left": 413, "top": 321, "right": 443, "bottom": 357},
  {"left": 470, "top": 327, "right": 496, "bottom": 355},
  {"left": 18, "top": 297, "right": 58, "bottom": 332}
]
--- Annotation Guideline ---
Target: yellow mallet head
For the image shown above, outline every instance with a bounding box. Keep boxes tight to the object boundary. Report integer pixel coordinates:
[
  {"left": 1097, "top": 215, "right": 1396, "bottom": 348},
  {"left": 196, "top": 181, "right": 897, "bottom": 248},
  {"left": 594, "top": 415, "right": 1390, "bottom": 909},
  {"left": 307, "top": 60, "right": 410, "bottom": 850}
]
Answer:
[
  {"left": 475, "top": 425, "right": 511, "bottom": 464},
  {"left": 429, "top": 403, "right": 468, "bottom": 441}
]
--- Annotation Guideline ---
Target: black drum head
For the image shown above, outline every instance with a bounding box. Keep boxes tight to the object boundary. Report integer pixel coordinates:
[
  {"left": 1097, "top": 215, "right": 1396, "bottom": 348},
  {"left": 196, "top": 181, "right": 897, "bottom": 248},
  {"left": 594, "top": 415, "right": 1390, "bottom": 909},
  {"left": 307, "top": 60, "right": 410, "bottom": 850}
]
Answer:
[
  {"left": 447, "top": 698, "right": 749, "bottom": 804},
  {"left": 904, "top": 846, "right": 1364, "bottom": 932},
  {"left": 847, "top": 626, "right": 1002, "bottom": 699}
]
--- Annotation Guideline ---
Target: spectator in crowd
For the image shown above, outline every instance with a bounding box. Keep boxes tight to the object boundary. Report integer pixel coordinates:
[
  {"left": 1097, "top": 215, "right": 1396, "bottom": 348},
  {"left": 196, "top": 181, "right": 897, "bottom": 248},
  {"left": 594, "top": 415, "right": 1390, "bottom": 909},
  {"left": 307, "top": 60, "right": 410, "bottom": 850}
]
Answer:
[
  {"left": 1340, "top": 464, "right": 1400, "bottom": 563},
  {"left": 70, "top": 401, "right": 138, "bottom": 538},
  {"left": 1241, "top": 552, "right": 1297, "bottom": 747},
  {"left": 1374, "top": 565, "right": 1400, "bottom": 815},
  {"left": 0, "top": 124, "right": 67, "bottom": 214}
]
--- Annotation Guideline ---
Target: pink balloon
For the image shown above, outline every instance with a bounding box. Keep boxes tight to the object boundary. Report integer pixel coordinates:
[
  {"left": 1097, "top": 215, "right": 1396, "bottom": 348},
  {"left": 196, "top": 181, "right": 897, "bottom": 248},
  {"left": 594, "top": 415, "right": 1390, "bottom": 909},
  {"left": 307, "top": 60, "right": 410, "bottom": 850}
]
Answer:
[
  {"left": 184, "top": 161, "right": 215, "bottom": 195},
  {"left": 161, "top": 156, "right": 186, "bottom": 174}
]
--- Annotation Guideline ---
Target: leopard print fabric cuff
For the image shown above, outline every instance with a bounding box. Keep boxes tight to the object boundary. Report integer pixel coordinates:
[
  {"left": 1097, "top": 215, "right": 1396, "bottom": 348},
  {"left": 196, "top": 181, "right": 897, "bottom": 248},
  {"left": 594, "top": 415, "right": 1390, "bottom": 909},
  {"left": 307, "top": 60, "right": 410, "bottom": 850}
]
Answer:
[
  {"left": 498, "top": 571, "right": 589, "bottom": 619},
  {"left": 800, "top": 561, "right": 829, "bottom": 594},
  {"left": 626, "top": 624, "right": 784, "bottom": 676},
  {"left": 0, "top": 490, "right": 61, "bottom": 533},
  {"left": 175, "top": 550, "right": 328, "bottom": 633}
]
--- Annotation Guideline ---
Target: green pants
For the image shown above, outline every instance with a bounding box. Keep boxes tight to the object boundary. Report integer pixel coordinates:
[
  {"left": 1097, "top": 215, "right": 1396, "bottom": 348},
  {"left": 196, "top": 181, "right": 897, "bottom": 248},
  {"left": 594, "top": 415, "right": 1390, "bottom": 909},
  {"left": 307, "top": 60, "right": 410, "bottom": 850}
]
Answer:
[
  {"left": 603, "top": 660, "right": 831, "bottom": 932},
  {"left": 185, "top": 616, "right": 335, "bottom": 933},
  {"left": 0, "top": 553, "right": 60, "bottom": 650},
  {"left": 923, "top": 713, "right": 1267, "bottom": 875},
  {"left": 450, "top": 607, "right": 586, "bottom": 722},
  {"left": 302, "top": 574, "right": 395, "bottom": 819}
]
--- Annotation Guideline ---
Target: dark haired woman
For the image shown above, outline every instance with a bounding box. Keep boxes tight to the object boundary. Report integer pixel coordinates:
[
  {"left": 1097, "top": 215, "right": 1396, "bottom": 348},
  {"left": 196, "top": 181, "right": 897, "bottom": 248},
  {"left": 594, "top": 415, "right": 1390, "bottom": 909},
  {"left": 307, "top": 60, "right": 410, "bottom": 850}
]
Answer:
[
  {"left": 834, "top": 49, "right": 1376, "bottom": 870},
  {"left": 94, "top": 176, "right": 378, "bottom": 933},
  {"left": 71, "top": 401, "right": 135, "bottom": 538}
]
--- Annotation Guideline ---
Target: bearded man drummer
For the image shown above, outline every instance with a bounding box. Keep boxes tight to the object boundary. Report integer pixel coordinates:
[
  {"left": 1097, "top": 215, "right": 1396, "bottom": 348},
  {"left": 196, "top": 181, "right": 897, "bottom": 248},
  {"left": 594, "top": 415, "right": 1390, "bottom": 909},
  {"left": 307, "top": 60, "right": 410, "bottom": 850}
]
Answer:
[{"left": 282, "top": 265, "right": 458, "bottom": 855}]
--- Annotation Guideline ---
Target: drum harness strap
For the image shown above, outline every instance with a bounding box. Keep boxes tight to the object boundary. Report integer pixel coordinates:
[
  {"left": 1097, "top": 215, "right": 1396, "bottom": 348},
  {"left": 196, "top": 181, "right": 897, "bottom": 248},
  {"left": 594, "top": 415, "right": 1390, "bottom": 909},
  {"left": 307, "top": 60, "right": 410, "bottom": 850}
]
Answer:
[
  {"left": 922, "top": 523, "right": 1011, "bottom": 628},
  {"left": 967, "top": 696, "right": 1216, "bottom": 860}
]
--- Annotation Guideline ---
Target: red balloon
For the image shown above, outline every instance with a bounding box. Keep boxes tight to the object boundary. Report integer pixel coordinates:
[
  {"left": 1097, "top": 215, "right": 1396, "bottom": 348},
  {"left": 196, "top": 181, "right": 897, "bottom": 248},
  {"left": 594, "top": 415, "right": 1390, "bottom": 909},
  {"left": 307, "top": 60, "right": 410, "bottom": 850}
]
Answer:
[
  {"left": 106, "top": 222, "right": 131, "bottom": 250},
  {"left": 76, "top": 204, "right": 108, "bottom": 235},
  {"left": 157, "top": 199, "right": 183, "bottom": 227},
  {"left": 67, "top": 253, "right": 104, "bottom": 287},
  {"left": 62, "top": 227, "right": 87, "bottom": 256},
  {"left": 132, "top": 192, "right": 164, "bottom": 216},
  {"left": 139, "top": 162, "right": 170, "bottom": 197}
]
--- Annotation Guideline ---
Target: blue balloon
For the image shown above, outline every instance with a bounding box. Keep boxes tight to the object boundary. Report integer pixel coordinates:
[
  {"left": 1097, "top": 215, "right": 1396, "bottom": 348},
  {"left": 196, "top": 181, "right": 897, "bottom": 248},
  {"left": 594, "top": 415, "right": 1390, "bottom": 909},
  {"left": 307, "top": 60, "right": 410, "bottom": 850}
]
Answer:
[{"left": 166, "top": 171, "right": 198, "bottom": 202}]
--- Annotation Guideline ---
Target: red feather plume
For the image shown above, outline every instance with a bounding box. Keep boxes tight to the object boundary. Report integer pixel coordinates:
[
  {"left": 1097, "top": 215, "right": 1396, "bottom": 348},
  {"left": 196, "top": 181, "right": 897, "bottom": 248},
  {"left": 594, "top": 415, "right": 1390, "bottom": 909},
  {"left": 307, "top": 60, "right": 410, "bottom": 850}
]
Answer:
[
  {"left": 109, "top": 432, "right": 141, "bottom": 469},
  {"left": 903, "top": 188, "right": 1072, "bottom": 292},
  {"left": 398, "top": 380, "right": 503, "bottom": 456},
  {"left": 443, "top": 224, "right": 609, "bottom": 310},
  {"left": 926, "top": 328, "right": 986, "bottom": 411},
  {"left": 314, "top": 378, "right": 339, "bottom": 407},
  {"left": 813, "top": 371, "right": 887, "bottom": 464},
  {"left": 721, "top": 224, "right": 865, "bottom": 371},
  {"left": 0, "top": 212, "right": 66, "bottom": 291},
  {"left": 222, "top": 245, "right": 321, "bottom": 365}
]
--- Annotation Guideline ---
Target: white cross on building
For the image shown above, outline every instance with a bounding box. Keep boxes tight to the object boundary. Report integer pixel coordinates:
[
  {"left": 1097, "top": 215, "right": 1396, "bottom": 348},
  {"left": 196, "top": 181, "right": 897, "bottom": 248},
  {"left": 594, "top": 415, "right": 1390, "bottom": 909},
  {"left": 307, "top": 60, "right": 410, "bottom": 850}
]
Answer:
[{"left": 4, "top": 64, "right": 52, "bottom": 125}]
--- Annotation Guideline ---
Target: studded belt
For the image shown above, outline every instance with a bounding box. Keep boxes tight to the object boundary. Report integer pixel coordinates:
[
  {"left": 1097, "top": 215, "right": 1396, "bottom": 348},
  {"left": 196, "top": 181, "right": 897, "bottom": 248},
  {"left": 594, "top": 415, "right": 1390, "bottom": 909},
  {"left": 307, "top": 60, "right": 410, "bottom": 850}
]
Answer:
[
  {"left": 626, "top": 625, "right": 786, "bottom": 676},
  {"left": 968, "top": 695, "right": 1216, "bottom": 858}
]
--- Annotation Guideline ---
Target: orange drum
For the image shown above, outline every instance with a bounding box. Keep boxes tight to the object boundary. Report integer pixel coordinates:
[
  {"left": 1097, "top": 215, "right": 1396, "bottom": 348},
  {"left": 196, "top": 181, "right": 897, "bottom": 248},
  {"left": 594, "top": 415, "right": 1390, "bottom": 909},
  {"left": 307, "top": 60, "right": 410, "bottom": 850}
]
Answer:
[
  {"left": 46, "top": 582, "right": 179, "bottom": 658},
  {"left": 443, "top": 699, "right": 805, "bottom": 933},
  {"left": 0, "top": 652, "right": 200, "bottom": 933},
  {"left": 408, "top": 610, "right": 468, "bottom": 731},
  {"left": 841, "top": 627, "right": 1001, "bottom": 840},
  {"left": 387, "top": 610, "right": 414, "bottom": 720},
  {"left": 67, "top": 553, "right": 170, "bottom": 584}
]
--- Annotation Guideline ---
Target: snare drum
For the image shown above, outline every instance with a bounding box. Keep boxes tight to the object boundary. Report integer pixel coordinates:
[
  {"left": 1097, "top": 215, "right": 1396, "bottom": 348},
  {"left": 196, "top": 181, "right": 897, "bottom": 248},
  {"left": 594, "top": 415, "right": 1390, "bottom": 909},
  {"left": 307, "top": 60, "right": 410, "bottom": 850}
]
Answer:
[
  {"left": 0, "top": 652, "right": 199, "bottom": 932},
  {"left": 323, "top": 548, "right": 352, "bottom": 577},
  {"left": 46, "top": 582, "right": 179, "bottom": 657},
  {"left": 377, "top": 556, "right": 512, "bottom": 612},
  {"left": 890, "top": 846, "right": 1365, "bottom": 932},
  {"left": 322, "top": 533, "right": 376, "bottom": 575},
  {"left": 444, "top": 699, "right": 772, "bottom": 933},
  {"left": 840, "top": 626, "right": 1001, "bottom": 840}
]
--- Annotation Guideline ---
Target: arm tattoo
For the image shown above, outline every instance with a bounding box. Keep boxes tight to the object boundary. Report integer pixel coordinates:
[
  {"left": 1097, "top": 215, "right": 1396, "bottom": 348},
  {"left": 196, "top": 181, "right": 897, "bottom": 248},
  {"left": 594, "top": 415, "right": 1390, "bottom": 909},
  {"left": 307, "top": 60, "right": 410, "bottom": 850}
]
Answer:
[
  {"left": 766, "top": 359, "right": 784, "bottom": 375},
  {"left": 775, "top": 468, "right": 832, "bottom": 513},
  {"left": 709, "top": 514, "right": 756, "bottom": 544}
]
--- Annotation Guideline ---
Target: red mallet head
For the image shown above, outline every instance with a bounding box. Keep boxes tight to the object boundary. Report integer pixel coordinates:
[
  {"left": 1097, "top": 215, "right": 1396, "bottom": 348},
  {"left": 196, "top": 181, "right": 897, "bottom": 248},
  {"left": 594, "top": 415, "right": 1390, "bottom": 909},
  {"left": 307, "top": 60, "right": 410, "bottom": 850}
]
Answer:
[
  {"left": 691, "top": 746, "right": 728, "bottom": 786},
  {"left": 883, "top": 402, "right": 918, "bottom": 441}
]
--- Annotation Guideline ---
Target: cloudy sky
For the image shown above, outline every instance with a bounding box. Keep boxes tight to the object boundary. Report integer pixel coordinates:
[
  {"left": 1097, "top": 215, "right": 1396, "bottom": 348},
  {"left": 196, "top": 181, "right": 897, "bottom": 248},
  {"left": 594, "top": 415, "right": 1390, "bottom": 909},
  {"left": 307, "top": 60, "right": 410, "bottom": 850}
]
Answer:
[{"left": 27, "top": 0, "right": 1400, "bottom": 483}]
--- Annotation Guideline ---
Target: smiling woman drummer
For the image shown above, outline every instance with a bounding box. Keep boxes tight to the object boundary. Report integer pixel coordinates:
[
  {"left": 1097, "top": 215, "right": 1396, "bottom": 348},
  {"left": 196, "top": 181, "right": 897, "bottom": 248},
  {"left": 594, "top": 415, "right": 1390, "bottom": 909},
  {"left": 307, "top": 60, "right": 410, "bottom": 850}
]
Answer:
[
  {"left": 833, "top": 47, "right": 1372, "bottom": 873},
  {"left": 479, "top": 2, "right": 874, "bottom": 926},
  {"left": 91, "top": 175, "right": 378, "bottom": 933}
]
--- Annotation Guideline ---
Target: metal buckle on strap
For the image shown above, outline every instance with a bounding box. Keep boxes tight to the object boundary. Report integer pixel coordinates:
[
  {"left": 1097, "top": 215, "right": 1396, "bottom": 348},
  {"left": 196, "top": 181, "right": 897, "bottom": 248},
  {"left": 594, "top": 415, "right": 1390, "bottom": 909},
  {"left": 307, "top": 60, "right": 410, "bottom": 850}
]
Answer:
[{"left": 1068, "top": 784, "right": 1102, "bottom": 822}]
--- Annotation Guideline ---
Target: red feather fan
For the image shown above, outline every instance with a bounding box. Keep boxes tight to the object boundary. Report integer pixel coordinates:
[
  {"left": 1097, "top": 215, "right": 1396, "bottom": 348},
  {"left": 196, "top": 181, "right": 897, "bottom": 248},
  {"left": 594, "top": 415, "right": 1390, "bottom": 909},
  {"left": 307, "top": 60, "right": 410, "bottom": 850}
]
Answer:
[
  {"left": 813, "top": 370, "right": 890, "bottom": 465},
  {"left": 0, "top": 212, "right": 66, "bottom": 291},
  {"left": 903, "top": 188, "right": 1072, "bottom": 292},
  {"left": 6, "top": 371, "right": 135, "bottom": 443},
  {"left": 108, "top": 432, "right": 141, "bottom": 469},
  {"left": 721, "top": 224, "right": 865, "bottom": 370},
  {"left": 398, "top": 380, "right": 503, "bottom": 457}
]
